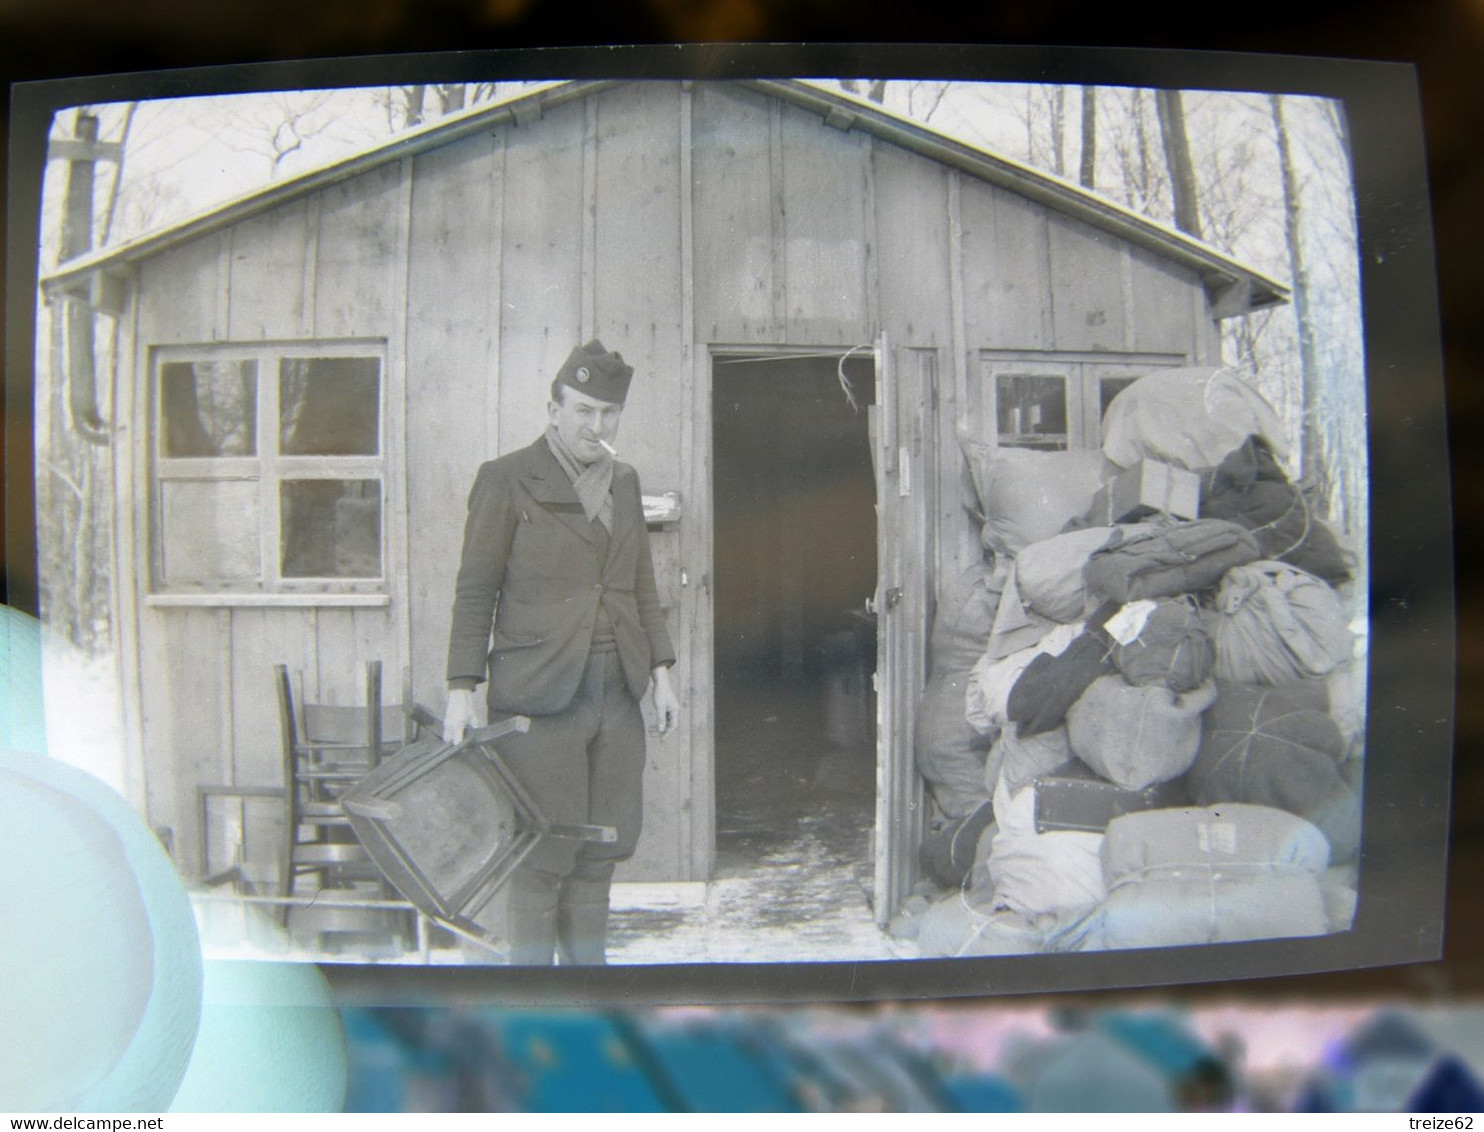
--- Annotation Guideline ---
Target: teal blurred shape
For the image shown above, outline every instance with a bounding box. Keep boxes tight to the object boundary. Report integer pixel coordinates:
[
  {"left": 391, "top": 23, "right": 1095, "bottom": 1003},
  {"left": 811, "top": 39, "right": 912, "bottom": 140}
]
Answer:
[
  {"left": 170, "top": 957, "right": 348, "bottom": 1113},
  {"left": 0, "top": 742, "right": 202, "bottom": 1111},
  {"left": 3, "top": 606, "right": 201, "bottom": 1110},
  {"left": 1097, "top": 1011, "right": 1217, "bottom": 1078},
  {"left": 492, "top": 1012, "right": 669, "bottom": 1112},
  {"left": 2, "top": 605, "right": 349, "bottom": 1113},
  {"left": 1030, "top": 1031, "right": 1175, "bottom": 1113},
  {"left": 937, "top": 1073, "right": 1022, "bottom": 1112},
  {"left": 0, "top": 605, "right": 47, "bottom": 755},
  {"left": 628, "top": 1018, "right": 806, "bottom": 1111}
]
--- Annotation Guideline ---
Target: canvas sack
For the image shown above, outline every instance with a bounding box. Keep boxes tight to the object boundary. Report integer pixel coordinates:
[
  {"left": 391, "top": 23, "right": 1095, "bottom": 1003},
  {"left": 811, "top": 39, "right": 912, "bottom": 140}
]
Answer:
[
  {"left": 993, "top": 724, "right": 1076, "bottom": 795},
  {"left": 917, "top": 895, "right": 1048, "bottom": 958},
  {"left": 1100, "top": 366, "right": 1287, "bottom": 471},
  {"left": 1099, "top": 872, "right": 1330, "bottom": 948},
  {"left": 915, "top": 671, "right": 996, "bottom": 819},
  {"left": 1098, "top": 803, "right": 1331, "bottom": 947},
  {"left": 1111, "top": 596, "right": 1216, "bottom": 693},
  {"left": 1200, "top": 435, "right": 1353, "bottom": 586},
  {"left": 930, "top": 563, "right": 1006, "bottom": 674},
  {"left": 960, "top": 434, "right": 1113, "bottom": 556},
  {"left": 986, "top": 779, "right": 1106, "bottom": 919},
  {"left": 1189, "top": 681, "right": 1361, "bottom": 861},
  {"left": 1066, "top": 675, "right": 1217, "bottom": 790},
  {"left": 1015, "top": 526, "right": 1124, "bottom": 622},
  {"left": 966, "top": 622, "right": 1082, "bottom": 735},
  {"left": 1006, "top": 624, "right": 1118, "bottom": 737},
  {"left": 1212, "top": 561, "right": 1353, "bottom": 686}
]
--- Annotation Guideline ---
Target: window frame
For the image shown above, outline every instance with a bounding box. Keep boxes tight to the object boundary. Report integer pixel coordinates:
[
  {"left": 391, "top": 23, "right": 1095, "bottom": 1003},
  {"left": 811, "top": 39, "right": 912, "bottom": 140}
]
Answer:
[
  {"left": 148, "top": 339, "right": 391, "bottom": 606},
  {"left": 977, "top": 351, "right": 1188, "bottom": 453}
]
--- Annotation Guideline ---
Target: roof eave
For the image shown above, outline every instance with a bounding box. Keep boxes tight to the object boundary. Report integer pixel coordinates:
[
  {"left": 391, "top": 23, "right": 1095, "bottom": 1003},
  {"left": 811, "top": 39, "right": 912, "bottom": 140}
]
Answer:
[
  {"left": 749, "top": 79, "right": 1289, "bottom": 317},
  {"left": 41, "top": 77, "right": 1289, "bottom": 318},
  {"left": 39, "top": 79, "right": 620, "bottom": 299}
]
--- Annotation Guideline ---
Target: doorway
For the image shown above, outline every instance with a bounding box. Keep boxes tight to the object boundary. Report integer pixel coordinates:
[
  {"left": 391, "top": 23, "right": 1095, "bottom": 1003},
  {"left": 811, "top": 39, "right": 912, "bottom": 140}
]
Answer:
[{"left": 711, "top": 351, "right": 878, "bottom": 885}]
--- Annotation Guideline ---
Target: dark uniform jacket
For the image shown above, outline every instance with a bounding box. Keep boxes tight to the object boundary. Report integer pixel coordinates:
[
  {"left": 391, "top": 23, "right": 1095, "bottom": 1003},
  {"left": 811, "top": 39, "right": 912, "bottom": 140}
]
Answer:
[{"left": 447, "top": 437, "right": 676, "bottom": 716}]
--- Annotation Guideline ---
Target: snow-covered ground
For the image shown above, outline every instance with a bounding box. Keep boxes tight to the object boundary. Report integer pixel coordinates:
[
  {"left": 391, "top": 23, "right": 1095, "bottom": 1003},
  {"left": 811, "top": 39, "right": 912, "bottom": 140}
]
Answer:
[{"left": 39, "top": 630, "right": 129, "bottom": 796}]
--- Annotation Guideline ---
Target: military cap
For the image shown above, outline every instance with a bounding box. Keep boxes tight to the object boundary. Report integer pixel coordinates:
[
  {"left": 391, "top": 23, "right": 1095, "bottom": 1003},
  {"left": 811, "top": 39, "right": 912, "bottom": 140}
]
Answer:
[{"left": 555, "top": 339, "right": 633, "bottom": 404}]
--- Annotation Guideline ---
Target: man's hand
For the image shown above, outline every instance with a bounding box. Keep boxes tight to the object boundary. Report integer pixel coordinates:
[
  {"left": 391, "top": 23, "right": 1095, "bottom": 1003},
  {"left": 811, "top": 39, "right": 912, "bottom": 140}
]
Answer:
[
  {"left": 442, "top": 687, "right": 487, "bottom": 744},
  {"left": 650, "top": 666, "right": 680, "bottom": 735}
]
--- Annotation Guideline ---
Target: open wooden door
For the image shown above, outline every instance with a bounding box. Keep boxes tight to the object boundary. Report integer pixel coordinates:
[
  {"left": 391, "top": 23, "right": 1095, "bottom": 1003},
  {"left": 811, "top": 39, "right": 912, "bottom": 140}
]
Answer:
[{"left": 871, "top": 334, "right": 932, "bottom": 926}]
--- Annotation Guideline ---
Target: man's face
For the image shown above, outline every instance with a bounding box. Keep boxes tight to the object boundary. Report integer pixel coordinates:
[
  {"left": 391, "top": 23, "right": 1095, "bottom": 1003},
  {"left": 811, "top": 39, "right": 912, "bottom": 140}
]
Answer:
[{"left": 549, "top": 386, "right": 623, "bottom": 464}]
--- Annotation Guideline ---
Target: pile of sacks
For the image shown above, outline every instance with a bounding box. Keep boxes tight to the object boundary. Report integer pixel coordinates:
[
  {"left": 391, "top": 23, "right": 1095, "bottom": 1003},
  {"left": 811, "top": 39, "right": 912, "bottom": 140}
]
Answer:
[{"left": 909, "top": 367, "right": 1363, "bottom": 957}]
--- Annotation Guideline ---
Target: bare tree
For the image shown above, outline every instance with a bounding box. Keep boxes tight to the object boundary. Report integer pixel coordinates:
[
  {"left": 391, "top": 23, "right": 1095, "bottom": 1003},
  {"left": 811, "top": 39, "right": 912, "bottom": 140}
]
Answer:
[
  {"left": 1079, "top": 86, "right": 1096, "bottom": 189},
  {"left": 840, "top": 79, "right": 887, "bottom": 104},
  {"left": 401, "top": 85, "right": 428, "bottom": 129},
  {"left": 1269, "top": 94, "right": 1322, "bottom": 490},
  {"left": 217, "top": 91, "right": 341, "bottom": 178},
  {"left": 905, "top": 81, "right": 951, "bottom": 123},
  {"left": 1155, "top": 89, "right": 1202, "bottom": 238},
  {"left": 1100, "top": 88, "right": 1167, "bottom": 218},
  {"left": 38, "top": 109, "right": 117, "bottom": 649}
]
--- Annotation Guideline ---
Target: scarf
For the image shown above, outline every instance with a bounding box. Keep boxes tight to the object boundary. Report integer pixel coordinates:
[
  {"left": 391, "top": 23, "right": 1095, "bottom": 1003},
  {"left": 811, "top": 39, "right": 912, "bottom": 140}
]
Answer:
[{"left": 545, "top": 425, "right": 614, "bottom": 532}]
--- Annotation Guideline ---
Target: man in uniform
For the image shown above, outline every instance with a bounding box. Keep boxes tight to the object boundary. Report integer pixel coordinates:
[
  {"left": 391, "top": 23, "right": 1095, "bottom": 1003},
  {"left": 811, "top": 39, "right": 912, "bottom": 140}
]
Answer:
[{"left": 443, "top": 339, "right": 680, "bottom": 965}]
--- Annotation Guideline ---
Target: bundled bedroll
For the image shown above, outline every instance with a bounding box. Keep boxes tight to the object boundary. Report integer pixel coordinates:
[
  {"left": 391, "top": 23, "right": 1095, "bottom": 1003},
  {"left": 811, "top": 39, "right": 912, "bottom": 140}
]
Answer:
[
  {"left": 1084, "top": 519, "right": 1263, "bottom": 604},
  {"left": 1096, "top": 804, "right": 1332, "bottom": 949},
  {"left": 1187, "top": 681, "right": 1362, "bottom": 862}
]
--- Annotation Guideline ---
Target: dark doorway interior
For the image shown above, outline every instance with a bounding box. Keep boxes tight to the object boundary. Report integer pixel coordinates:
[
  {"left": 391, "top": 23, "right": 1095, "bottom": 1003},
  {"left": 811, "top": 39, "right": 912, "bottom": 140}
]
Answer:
[{"left": 711, "top": 352, "right": 878, "bottom": 881}]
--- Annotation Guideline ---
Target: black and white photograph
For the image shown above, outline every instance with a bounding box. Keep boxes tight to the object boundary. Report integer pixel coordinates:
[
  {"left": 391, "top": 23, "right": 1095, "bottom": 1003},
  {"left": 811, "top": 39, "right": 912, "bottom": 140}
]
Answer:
[{"left": 10, "top": 49, "right": 1450, "bottom": 995}]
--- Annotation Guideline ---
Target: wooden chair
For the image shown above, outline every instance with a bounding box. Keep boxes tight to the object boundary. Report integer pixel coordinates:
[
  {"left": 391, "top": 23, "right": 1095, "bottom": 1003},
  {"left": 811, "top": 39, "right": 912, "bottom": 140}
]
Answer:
[
  {"left": 198, "top": 661, "right": 428, "bottom": 945},
  {"left": 276, "top": 661, "right": 425, "bottom": 931}
]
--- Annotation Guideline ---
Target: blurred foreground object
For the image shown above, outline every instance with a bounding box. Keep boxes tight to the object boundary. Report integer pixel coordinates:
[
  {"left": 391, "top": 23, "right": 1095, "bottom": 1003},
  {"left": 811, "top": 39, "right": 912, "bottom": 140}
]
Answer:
[
  {"left": 1, "top": 606, "right": 347, "bottom": 1112},
  {"left": 0, "top": 748, "right": 202, "bottom": 1109},
  {"left": 169, "top": 952, "right": 347, "bottom": 1112}
]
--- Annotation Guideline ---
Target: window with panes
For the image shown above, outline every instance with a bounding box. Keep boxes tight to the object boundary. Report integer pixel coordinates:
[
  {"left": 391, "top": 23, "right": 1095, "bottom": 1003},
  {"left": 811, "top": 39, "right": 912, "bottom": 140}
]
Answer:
[
  {"left": 151, "top": 342, "right": 387, "bottom": 598},
  {"left": 977, "top": 353, "right": 1185, "bottom": 452}
]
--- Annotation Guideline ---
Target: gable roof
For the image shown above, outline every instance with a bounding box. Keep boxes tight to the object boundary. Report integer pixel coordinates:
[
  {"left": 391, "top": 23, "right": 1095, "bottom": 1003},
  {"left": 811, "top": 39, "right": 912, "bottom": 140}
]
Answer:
[{"left": 40, "top": 78, "right": 1287, "bottom": 315}]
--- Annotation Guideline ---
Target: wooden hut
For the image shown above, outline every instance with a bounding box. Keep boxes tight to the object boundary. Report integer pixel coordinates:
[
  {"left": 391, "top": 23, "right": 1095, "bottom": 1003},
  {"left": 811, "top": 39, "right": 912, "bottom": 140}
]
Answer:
[{"left": 40, "top": 79, "right": 1286, "bottom": 937}]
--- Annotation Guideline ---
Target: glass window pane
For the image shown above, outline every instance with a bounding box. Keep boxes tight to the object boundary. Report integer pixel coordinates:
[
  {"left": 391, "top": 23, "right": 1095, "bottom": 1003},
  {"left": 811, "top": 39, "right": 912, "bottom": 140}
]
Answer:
[
  {"left": 1100, "top": 375, "right": 1141, "bottom": 422},
  {"left": 160, "top": 480, "right": 261, "bottom": 584},
  {"left": 280, "top": 479, "right": 382, "bottom": 579},
  {"left": 996, "top": 373, "right": 1067, "bottom": 450},
  {"left": 279, "top": 357, "right": 380, "bottom": 456},
  {"left": 161, "top": 360, "right": 257, "bottom": 457}
]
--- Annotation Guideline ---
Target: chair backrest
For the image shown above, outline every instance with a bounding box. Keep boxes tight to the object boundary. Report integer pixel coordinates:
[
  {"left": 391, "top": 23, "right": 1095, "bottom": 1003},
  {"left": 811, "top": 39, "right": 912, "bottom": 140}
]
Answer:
[
  {"left": 276, "top": 661, "right": 411, "bottom": 770},
  {"left": 301, "top": 703, "right": 407, "bottom": 746}
]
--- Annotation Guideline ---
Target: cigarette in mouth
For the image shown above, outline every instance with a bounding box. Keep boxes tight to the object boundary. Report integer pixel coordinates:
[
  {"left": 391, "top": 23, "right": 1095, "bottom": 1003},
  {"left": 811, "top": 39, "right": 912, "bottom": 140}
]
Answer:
[{"left": 598, "top": 439, "right": 618, "bottom": 457}]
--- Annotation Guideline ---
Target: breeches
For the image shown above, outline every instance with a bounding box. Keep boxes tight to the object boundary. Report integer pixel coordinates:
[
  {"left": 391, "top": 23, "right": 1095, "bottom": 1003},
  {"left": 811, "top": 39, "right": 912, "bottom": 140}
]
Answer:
[{"left": 495, "top": 648, "right": 646, "bottom": 878}]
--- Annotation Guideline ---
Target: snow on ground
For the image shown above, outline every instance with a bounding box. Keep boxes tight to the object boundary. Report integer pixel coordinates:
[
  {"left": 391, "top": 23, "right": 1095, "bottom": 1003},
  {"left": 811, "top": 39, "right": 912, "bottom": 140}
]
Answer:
[
  {"left": 608, "top": 825, "right": 918, "bottom": 965},
  {"left": 39, "top": 630, "right": 130, "bottom": 796}
]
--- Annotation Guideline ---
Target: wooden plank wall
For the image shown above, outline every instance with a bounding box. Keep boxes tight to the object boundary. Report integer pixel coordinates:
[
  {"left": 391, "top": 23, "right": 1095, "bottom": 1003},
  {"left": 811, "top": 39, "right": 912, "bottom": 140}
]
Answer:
[
  {"left": 691, "top": 85, "right": 778, "bottom": 343},
  {"left": 494, "top": 99, "right": 587, "bottom": 454},
  {"left": 404, "top": 87, "right": 698, "bottom": 882},
  {"left": 404, "top": 128, "right": 510, "bottom": 718},
  {"left": 590, "top": 84, "right": 689, "bottom": 881},
  {"left": 131, "top": 164, "right": 407, "bottom": 874}
]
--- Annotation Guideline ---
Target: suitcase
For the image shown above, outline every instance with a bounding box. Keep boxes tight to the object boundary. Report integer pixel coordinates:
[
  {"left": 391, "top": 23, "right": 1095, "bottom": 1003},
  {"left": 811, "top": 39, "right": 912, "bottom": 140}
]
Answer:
[
  {"left": 1032, "top": 759, "right": 1189, "bottom": 834},
  {"left": 339, "top": 709, "right": 616, "bottom": 944}
]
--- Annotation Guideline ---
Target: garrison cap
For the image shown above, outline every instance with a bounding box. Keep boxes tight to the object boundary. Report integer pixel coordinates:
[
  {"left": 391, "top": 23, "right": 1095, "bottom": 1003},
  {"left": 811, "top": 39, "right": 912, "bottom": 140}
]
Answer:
[{"left": 555, "top": 339, "right": 633, "bottom": 404}]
